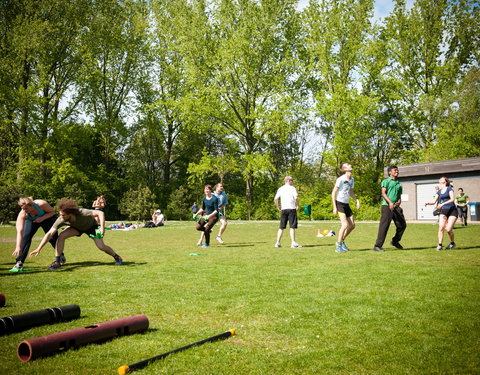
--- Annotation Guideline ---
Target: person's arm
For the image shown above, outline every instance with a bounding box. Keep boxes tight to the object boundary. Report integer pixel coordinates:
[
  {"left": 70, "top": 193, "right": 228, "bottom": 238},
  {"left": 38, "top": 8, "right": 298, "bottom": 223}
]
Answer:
[
  {"left": 425, "top": 194, "right": 439, "bottom": 206},
  {"left": 12, "top": 211, "right": 27, "bottom": 256},
  {"left": 32, "top": 200, "right": 55, "bottom": 223},
  {"left": 29, "top": 226, "right": 57, "bottom": 257},
  {"left": 274, "top": 197, "right": 281, "bottom": 211},
  {"left": 381, "top": 187, "right": 395, "bottom": 210},
  {"left": 92, "top": 210, "right": 106, "bottom": 235},
  {"left": 331, "top": 186, "right": 338, "bottom": 214},
  {"left": 350, "top": 189, "right": 360, "bottom": 210}
]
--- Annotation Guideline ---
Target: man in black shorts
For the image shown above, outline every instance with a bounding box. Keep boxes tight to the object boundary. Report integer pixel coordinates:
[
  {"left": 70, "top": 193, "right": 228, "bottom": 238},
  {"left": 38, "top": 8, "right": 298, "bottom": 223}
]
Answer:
[{"left": 274, "top": 176, "right": 302, "bottom": 248}]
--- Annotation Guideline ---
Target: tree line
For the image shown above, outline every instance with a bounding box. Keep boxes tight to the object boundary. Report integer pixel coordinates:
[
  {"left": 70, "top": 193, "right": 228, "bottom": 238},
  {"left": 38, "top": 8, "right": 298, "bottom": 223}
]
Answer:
[{"left": 0, "top": 0, "right": 478, "bottom": 222}]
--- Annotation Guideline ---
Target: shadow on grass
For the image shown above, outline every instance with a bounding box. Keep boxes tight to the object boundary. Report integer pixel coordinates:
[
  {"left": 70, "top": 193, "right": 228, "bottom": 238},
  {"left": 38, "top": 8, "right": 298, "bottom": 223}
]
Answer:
[{"left": 0, "top": 260, "right": 146, "bottom": 276}]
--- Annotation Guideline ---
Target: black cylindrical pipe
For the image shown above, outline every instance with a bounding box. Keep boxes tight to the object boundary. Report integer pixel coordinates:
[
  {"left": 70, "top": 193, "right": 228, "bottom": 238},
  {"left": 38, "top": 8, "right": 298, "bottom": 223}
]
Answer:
[
  {"left": 18, "top": 314, "right": 149, "bottom": 362},
  {"left": 0, "top": 294, "right": 5, "bottom": 307},
  {"left": 0, "top": 304, "right": 80, "bottom": 336}
]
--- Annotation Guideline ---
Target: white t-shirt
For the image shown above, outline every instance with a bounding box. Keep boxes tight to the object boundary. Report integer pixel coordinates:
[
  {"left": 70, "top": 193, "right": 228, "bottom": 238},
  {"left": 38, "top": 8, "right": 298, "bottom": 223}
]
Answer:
[
  {"left": 275, "top": 184, "right": 298, "bottom": 210},
  {"left": 335, "top": 175, "right": 354, "bottom": 204}
]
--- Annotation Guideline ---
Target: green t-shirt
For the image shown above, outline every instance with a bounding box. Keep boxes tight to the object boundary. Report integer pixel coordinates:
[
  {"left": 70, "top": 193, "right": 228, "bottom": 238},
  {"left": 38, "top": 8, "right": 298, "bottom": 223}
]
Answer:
[
  {"left": 52, "top": 208, "right": 97, "bottom": 232},
  {"left": 381, "top": 177, "right": 402, "bottom": 206},
  {"left": 455, "top": 194, "right": 469, "bottom": 205}
]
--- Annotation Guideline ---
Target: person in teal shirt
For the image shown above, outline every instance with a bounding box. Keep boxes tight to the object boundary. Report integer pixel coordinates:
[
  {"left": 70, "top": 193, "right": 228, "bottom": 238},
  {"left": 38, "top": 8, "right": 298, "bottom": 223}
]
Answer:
[
  {"left": 373, "top": 166, "right": 407, "bottom": 252},
  {"left": 455, "top": 188, "right": 469, "bottom": 226}
]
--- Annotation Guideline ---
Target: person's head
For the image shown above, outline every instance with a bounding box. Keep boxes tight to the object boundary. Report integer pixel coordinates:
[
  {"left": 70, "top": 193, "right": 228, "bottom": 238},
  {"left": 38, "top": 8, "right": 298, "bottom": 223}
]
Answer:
[
  {"left": 215, "top": 183, "right": 224, "bottom": 193},
  {"left": 458, "top": 188, "right": 464, "bottom": 194},
  {"left": 284, "top": 176, "right": 293, "bottom": 185},
  {"left": 438, "top": 176, "right": 451, "bottom": 187},
  {"left": 57, "top": 199, "right": 80, "bottom": 220},
  {"left": 204, "top": 184, "right": 213, "bottom": 195},
  {"left": 340, "top": 163, "right": 353, "bottom": 173},
  {"left": 387, "top": 166, "right": 399, "bottom": 178},
  {"left": 155, "top": 209, "right": 161, "bottom": 214},
  {"left": 18, "top": 197, "right": 34, "bottom": 209}
]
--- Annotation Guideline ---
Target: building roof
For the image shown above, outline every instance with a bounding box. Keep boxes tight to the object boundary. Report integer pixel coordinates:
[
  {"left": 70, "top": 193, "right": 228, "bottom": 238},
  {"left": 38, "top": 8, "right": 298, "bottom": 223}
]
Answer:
[{"left": 385, "top": 157, "right": 480, "bottom": 178}]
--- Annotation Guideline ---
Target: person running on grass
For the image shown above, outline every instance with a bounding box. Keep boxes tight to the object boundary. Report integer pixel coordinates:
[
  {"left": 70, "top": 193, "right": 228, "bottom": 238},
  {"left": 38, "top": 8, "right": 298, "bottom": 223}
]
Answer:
[
  {"left": 425, "top": 176, "right": 458, "bottom": 250},
  {"left": 194, "top": 185, "right": 219, "bottom": 248},
  {"left": 10, "top": 197, "right": 65, "bottom": 272},
  {"left": 331, "top": 163, "right": 360, "bottom": 253},
  {"left": 274, "top": 176, "right": 302, "bottom": 248},
  {"left": 197, "top": 182, "right": 230, "bottom": 245},
  {"left": 29, "top": 199, "right": 123, "bottom": 270}
]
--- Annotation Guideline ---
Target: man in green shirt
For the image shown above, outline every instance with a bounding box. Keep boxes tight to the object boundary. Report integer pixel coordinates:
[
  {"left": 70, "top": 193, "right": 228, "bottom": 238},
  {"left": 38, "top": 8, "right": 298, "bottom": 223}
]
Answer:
[
  {"left": 373, "top": 166, "right": 407, "bottom": 252},
  {"left": 30, "top": 199, "right": 123, "bottom": 270},
  {"left": 455, "top": 188, "right": 470, "bottom": 226}
]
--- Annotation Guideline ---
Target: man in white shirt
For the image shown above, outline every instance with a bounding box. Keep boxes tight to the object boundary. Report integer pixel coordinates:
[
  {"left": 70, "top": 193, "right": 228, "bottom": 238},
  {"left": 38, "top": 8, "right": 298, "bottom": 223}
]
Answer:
[{"left": 274, "top": 176, "right": 302, "bottom": 248}]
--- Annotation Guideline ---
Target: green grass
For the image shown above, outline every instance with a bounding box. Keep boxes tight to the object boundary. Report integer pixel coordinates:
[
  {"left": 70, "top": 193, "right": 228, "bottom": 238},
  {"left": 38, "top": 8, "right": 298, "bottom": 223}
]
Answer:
[{"left": 1, "top": 221, "right": 479, "bottom": 374}]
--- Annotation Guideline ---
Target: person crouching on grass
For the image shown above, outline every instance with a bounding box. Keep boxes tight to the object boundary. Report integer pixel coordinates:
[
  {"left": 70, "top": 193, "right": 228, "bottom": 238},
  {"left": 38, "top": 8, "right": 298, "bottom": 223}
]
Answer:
[
  {"left": 29, "top": 199, "right": 123, "bottom": 270},
  {"left": 195, "top": 185, "right": 219, "bottom": 248},
  {"left": 331, "top": 163, "right": 360, "bottom": 253}
]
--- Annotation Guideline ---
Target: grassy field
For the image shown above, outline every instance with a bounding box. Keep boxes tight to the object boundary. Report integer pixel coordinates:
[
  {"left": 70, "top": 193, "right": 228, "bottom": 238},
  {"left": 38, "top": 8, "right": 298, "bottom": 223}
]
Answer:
[{"left": 1, "top": 220, "right": 479, "bottom": 374}]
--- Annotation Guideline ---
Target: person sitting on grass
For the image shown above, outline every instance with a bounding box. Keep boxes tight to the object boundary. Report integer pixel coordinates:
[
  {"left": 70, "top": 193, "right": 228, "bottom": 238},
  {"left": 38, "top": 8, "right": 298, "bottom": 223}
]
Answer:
[
  {"left": 10, "top": 197, "right": 65, "bottom": 272},
  {"left": 29, "top": 199, "right": 123, "bottom": 270}
]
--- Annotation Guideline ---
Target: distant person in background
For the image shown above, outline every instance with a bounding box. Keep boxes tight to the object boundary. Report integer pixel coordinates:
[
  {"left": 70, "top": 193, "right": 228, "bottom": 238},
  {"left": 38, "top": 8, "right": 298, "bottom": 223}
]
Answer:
[
  {"left": 10, "top": 197, "right": 64, "bottom": 272},
  {"left": 152, "top": 209, "right": 165, "bottom": 227},
  {"left": 455, "top": 188, "right": 470, "bottom": 226},
  {"left": 331, "top": 163, "right": 360, "bottom": 253},
  {"left": 29, "top": 199, "right": 123, "bottom": 269},
  {"left": 191, "top": 202, "right": 198, "bottom": 214},
  {"left": 373, "top": 166, "right": 407, "bottom": 252},
  {"left": 274, "top": 176, "right": 302, "bottom": 249},
  {"left": 92, "top": 194, "right": 106, "bottom": 225},
  {"left": 425, "top": 177, "right": 458, "bottom": 250}
]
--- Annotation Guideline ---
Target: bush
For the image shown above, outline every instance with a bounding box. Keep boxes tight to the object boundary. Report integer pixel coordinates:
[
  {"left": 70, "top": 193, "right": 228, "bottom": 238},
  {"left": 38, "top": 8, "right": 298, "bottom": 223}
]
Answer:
[{"left": 120, "top": 186, "right": 157, "bottom": 221}]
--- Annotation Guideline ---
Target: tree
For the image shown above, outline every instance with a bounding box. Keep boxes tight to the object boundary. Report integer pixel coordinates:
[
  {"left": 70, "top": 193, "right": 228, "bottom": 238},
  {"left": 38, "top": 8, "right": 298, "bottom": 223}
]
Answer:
[{"left": 120, "top": 186, "right": 157, "bottom": 221}]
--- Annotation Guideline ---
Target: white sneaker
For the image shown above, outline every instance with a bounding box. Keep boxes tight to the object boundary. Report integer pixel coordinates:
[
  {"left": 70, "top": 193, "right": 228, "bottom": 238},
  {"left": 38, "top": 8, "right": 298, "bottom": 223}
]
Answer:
[
  {"left": 216, "top": 236, "right": 224, "bottom": 244},
  {"left": 197, "top": 240, "right": 202, "bottom": 246},
  {"left": 274, "top": 242, "right": 282, "bottom": 248},
  {"left": 291, "top": 242, "right": 302, "bottom": 248},
  {"left": 436, "top": 244, "right": 443, "bottom": 251}
]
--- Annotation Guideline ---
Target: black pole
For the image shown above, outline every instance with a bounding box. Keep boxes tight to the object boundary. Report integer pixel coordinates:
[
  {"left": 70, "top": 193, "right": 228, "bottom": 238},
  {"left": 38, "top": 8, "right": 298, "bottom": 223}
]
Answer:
[{"left": 118, "top": 329, "right": 235, "bottom": 374}]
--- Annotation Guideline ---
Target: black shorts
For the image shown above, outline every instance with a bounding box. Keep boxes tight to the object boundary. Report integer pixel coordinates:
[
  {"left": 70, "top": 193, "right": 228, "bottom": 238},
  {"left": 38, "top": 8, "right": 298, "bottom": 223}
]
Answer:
[
  {"left": 279, "top": 209, "right": 298, "bottom": 229},
  {"left": 75, "top": 225, "right": 99, "bottom": 237},
  {"left": 457, "top": 206, "right": 468, "bottom": 217},
  {"left": 440, "top": 206, "right": 458, "bottom": 218},
  {"left": 335, "top": 201, "right": 353, "bottom": 217}
]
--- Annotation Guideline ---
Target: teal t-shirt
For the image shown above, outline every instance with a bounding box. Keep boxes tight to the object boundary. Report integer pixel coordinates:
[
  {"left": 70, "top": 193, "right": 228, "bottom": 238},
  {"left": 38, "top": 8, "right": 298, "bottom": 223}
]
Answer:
[{"left": 381, "top": 177, "right": 402, "bottom": 206}]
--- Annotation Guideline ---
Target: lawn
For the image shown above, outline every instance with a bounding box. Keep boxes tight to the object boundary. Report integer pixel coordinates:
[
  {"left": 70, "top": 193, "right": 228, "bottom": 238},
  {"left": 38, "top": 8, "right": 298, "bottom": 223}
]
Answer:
[{"left": 1, "top": 220, "right": 479, "bottom": 374}]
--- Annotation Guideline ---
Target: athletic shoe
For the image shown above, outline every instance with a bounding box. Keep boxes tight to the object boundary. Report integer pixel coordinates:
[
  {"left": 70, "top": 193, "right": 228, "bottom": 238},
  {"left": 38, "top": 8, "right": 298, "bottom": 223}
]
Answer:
[
  {"left": 274, "top": 242, "right": 282, "bottom": 248},
  {"left": 196, "top": 240, "right": 202, "bottom": 246},
  {"left": 201, "top": 243, "right": 209, "bottom": 248},
  {"left": 436, "top": 244, "right": 443, "bottom": 251},
  {"left": 114, "top": 256, "right": 123, "bottom": 265},
  {"left": 291, "top": 242, "right": 302, "bottom": 248},
  {"left": 48, "top": 261, "right": 62, "bottom": 270},
  {"left": 216, "top": 236, "right": 224, "bottom": 244},
  {"left": 341, "top": 241, "right": 349, "bottom": 251},
  {"left": 60, "top": 254, "right": 67, "bottom": 264},
  {"left": 373, "top": 246, "right": 384, "bottom": 252},
  {"left": 335, "top": 243, "right": 346, "bottom": 253},
  {"left": 9, "top": 262, "right": 23, "bottom": 273},
  {"left": 390, "top": 241, "right": 404, "bottom": 250},
  {"left": 445, "top": 242, "right": 456, "bottom": 250}
]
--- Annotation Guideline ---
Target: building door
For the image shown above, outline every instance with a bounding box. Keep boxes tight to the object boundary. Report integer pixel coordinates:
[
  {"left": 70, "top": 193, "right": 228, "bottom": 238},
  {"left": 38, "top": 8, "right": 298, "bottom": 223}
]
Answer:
[{"left": 416, "top": 183, "right": 438, "bottom": 220}]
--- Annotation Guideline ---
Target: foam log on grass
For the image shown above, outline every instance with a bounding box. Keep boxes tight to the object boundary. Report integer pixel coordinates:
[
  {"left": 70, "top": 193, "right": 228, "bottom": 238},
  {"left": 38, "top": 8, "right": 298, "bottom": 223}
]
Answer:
[
  {"left": 17, "top": 314, "right": 149, "bottom": 362},
  {"left": 0, "top": 304, "right": 80, "bottom": 336},
  {"left": 0, "top": 294, "right": 5, "bottom": 307},
  {"left": 117, "top": 329, "right": 235, "bottom": 374}
]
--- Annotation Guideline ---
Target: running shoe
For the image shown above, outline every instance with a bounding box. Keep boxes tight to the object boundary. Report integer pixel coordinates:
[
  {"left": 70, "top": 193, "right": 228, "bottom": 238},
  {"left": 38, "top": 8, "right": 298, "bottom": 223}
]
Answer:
[
  {"left": 445, "top": 242, "right": 456, "bottom": 250},
  {"left": 216, "top": 236, "right": 224, "bottom": 244},
  {"left": 335, "top": 243, "right": 346, "bottom": 253},
  {"left": 9, "top": 262, "right": 23, "bottom": 273},
  {"left": 197, "top": 240, "right": 202, "bottom": 246},
  {"left": 390, "top": 241, "right": 404, "bottom": 250},
  {"left": 114, "top": 256, "right": 123, "bottom": 265},
  {"left": 60, "top": 254, "right": 67, "bottom": 264},
  {"left": 274, "top": 242, "right": 282, "bottom": 248},
  {"left": 436, "top": 244, "right": 443, "bottom": 251},
  {"left": 341, "top": 241, "right": 349, "bottom": 251},
  {"left": 291, "top": 242, "right": 303, "bottom": 248},
  {"left": 48, "top": 261, "right": 62, "bottom": 270},
  {"left": 201, "top": 243, "right": 209, "bottom": 248}
]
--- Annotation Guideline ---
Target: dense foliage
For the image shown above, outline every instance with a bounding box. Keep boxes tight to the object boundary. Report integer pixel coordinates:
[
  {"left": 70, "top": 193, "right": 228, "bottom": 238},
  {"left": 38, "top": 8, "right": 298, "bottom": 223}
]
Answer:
[{"left": 0, "top": 0, "right": 478, "bottom": 222}]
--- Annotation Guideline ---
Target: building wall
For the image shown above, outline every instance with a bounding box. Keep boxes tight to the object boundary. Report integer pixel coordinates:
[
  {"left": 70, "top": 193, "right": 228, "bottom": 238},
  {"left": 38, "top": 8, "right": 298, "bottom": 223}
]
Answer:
[{"left": 398, "top": 173, "right": 480, "bottom": 220}]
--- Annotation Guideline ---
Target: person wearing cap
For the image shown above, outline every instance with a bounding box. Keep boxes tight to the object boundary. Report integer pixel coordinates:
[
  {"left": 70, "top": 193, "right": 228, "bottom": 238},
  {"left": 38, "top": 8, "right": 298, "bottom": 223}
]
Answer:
[{"left": 152, "top": 209, "right": 165, "bottom": 227}]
